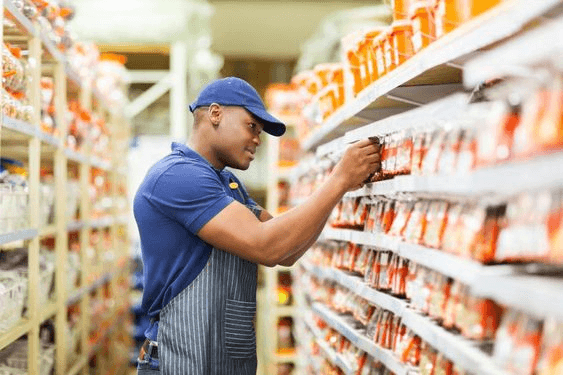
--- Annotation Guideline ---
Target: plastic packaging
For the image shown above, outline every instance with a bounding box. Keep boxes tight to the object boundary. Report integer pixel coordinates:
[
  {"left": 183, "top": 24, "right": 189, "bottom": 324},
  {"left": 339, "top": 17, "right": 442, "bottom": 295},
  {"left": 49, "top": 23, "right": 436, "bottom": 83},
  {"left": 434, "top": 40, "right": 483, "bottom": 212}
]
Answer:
[{"left": 391, "top": 21, "right": 415, "bottom": 66}]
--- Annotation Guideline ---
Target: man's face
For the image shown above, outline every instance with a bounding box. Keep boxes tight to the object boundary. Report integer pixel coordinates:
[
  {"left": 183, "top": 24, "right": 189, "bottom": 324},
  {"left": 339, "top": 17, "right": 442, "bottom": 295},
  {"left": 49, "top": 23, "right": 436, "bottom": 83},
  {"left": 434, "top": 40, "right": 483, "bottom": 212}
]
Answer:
[{"left": 214, "top": 106, "right": 264, "bottom": 170}]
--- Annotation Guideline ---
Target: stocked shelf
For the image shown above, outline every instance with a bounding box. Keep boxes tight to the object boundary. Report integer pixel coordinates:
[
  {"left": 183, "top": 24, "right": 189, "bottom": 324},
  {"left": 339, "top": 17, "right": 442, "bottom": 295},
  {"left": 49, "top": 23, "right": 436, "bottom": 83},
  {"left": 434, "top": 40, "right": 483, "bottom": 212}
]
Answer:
[
  {"left": 302, "top": 262, "right": 407, "bottom": 317},
  {"left": 0, "top": 319, "right": 30, "bottom": 351},
  {"left": 471, "top": 274, "right": 563, "bottom": 321},
  {"left": 0, "top": 228, "right": 38, "bottom": 246},
  {"left": 301, "top": 0, "right": 562, "bottom": 151},
  {"left": 344, "top": 152, "right": 563, "bottom": 200},
  {"left": 1, "top": 1, "right": 132, "bottom": 373},
  {"left": 3, "top": 1, "right": 36, "bottom": 37},
  {"left": 464, "top": 14, "right": 563, "bottom": 88},
  {"left": 312, "top": 303, "right": 413, "bottom": 375},
  {"left": 400, "top": 309, "right": 507, "bottom": 375},
  {"left": 303, "top": 316, "right": 354, "bottom": 375}
]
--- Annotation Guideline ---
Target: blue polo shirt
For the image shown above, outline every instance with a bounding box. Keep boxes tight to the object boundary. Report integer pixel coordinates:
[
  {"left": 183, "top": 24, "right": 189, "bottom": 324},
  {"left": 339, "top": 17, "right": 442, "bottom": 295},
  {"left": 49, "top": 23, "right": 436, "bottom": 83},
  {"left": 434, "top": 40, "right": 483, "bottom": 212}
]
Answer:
[{"left": 133, "top": 142, "right": 260, "bottom": 341}]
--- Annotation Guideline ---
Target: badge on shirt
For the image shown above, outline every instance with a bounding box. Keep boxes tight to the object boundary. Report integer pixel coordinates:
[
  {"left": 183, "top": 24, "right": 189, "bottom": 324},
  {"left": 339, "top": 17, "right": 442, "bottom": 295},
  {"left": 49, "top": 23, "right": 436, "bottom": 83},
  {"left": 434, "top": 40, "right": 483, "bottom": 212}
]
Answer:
[{"left": 229, "top": 182, "right": 239, "bottom": 189}]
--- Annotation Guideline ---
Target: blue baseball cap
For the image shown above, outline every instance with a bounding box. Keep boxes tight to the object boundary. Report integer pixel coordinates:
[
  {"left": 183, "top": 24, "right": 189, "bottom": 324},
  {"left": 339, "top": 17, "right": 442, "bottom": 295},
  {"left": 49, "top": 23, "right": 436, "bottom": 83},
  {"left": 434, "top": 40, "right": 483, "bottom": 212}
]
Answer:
[{"left": 189, "top": 77, "right": 286, "bottom": 137}]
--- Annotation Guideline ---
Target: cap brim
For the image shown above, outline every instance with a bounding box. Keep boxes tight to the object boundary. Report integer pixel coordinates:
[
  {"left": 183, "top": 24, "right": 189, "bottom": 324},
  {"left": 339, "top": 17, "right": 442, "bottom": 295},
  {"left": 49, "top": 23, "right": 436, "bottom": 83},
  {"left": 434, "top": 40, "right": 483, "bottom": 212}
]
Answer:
[{"left": 244, "top": 105, "right": 286, "bottom": 137}]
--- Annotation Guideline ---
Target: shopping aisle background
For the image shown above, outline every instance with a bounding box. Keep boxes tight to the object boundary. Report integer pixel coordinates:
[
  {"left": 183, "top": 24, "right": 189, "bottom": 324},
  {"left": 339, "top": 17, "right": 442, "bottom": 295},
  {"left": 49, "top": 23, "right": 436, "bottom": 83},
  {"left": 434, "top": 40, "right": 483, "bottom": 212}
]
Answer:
[{"left": 2, "top": 0, "right": 563, "bottom": 374}]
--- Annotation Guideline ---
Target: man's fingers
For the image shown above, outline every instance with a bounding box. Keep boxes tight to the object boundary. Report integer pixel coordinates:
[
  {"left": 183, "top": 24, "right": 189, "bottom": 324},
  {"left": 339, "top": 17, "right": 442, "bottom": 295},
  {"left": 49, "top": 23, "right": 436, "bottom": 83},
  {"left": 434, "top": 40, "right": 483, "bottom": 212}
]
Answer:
[{"left": 352, "top": 138, "right": 379, "bottom": 149}]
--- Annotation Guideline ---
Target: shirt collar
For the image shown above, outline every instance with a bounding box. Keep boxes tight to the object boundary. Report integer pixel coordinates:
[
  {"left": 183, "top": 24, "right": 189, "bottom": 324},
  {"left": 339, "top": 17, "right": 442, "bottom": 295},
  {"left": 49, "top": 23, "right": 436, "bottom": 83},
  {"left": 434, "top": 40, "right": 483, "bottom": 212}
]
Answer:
[{"left": 171, "top": 142, "right": 224, "bottom": 173}]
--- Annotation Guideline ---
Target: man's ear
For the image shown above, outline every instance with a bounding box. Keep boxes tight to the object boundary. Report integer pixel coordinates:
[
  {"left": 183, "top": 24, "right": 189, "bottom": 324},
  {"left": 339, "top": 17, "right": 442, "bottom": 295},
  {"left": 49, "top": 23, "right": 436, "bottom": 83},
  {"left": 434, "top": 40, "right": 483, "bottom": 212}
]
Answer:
[{"left": 208, "top": 103, "right": 222, "bottom": 127}]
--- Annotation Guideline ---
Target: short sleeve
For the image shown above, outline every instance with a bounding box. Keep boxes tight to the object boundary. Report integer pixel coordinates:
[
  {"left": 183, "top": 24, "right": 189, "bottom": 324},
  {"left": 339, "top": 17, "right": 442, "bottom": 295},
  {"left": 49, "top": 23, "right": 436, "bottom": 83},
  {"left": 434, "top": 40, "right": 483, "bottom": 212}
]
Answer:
[{"left": 147, "top": 163, "right": 234, "bottom": 233}]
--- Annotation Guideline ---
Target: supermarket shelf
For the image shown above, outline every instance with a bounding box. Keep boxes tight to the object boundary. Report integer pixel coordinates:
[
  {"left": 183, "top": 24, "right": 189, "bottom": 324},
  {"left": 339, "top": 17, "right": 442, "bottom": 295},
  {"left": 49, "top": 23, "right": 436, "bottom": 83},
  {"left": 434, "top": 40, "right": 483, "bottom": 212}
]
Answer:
[
  {"left": 67, "top": 272, "right": 112, "bottom": 306},
  {"left": 401, "top": 309, "right": 507, "bottom": 375},
  {"left": 0, "top": 319, "right": 30, "bottom": 351},
  {"left": 0, "top": 228, "right": 38, "bottom": 246},
  {"left": 344, "top": 151, "right": 563, "bottom": 199},
  {"left": 300, "top": 0, "right": 562, "bottom": 151},
  {"left": 464, "top": 15, "right": 563, "bottom": 87},
  {"left": 320, "top": 228, "right": 400, "bottom": 252},
  {"left": 2, "top": 116, "right": 37, "bottom": 139},
  {"left": 320, "top": 227, "right": 516, "bottom": 286},
  {"left": 312, "top": 303, "right": 412, "bottom": 375},
  {"left": 90, "top": 216, "right": 114, "bottom": 229},
  {"left": 2, "top": 116, "right": 62, "bottom": 148},
  {"left": 272, "top": 305, "right": 297, "bottom": 318},
  {"left": 317, "top": 339, "right": 354, "bottom": 375},
  {"left": 344, "top": 93, "right": 469, "bottom": 145},
  {"left": 396, "top": 243, "right": 516, "bottom": 286},
  {"left": 40, "top": 225, "right": 56, "bottom": 237},
  {"left": 271, "top": 351, "right": 297, "bottom": 363},
  {"left": 301, "top": 262, "right": 407, "bottom": 317},
  {"left": 39, "top": 33, "right": 65, "bottom": 62},
  {"left": 64, "top": 149, "right": 89, "bottom": 164},
  {"left": 67, "top": 220, "right": 85, "bottom": 232},
  {"left": 3, "top": 1, "right": 36, "bottom": 37},
  {"left": 472, "top": 274, "right": 563, "bottom": 321},
  {"left": 304, "top": 316, "right": 353, "bottom": 374},
  {"left": 41, "top": 300, "right": 58, "bottom": 321},
  {"left": 90, "top": 156, "right": 112, "bottom": 171}
]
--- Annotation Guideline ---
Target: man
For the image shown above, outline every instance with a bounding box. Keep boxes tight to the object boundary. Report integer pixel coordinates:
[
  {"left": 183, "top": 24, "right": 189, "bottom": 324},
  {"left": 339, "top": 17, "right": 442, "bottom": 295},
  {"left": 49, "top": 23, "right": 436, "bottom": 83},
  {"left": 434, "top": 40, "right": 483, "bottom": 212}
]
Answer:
[{"left": 134, "top": 77, "right": 380, "bottom": 374}]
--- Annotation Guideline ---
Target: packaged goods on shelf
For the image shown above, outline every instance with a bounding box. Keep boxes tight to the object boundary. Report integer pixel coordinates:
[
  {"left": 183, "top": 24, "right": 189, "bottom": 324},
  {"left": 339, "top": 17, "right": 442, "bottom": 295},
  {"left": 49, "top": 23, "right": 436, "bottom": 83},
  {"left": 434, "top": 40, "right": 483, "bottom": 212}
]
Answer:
[
  {"left": 0, "top": 271, "right": 26, "bottom": 333},
  {"left": 67, "top": 41, "right": 99, "bottom": 85},
  {"left": 0, "top": 159, "right": 29, "bottom": 236},
  {"left": 39, "top": 175, "right": 55, "bottom": 228},
  {"left": 65, "top": 179, "right": 79, "bottom": 221},
  {"left": 0, "top": 247, "right": 55, "bottom": 305},
  {"left": 492, "top": 310, "right": 563, "bottom": 375},
  {"left": 0, "top": 337, "right": 55, "bottom": 375},
  {"left": 2, "top": 44, "right": 33, "bottom": 122},
  {"left": 95, "top": 54, "right": 129, "bottom": 109},
  {"left": 10, "top": 0, "right": 76, "bottom": 52}
]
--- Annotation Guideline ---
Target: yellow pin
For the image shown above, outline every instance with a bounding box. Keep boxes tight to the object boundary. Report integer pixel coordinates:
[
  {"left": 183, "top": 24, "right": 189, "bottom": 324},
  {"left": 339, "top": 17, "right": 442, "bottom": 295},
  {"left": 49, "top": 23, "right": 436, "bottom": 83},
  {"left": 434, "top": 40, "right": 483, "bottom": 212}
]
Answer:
[{"left": 229, "top": 182, "right": 239, "bottom": 189}]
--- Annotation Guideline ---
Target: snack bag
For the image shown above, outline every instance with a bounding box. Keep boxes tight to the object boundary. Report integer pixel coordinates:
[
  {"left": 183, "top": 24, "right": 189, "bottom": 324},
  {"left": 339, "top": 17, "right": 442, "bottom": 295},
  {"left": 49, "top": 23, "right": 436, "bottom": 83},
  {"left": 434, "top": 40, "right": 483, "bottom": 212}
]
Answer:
[{"left": 537, "top": 318, "right": 563, "bottom": 375}]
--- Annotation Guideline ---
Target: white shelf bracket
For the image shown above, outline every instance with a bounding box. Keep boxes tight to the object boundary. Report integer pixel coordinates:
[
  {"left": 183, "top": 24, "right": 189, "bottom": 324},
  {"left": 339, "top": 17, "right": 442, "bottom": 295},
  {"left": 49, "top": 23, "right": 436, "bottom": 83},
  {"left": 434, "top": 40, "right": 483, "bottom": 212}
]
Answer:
[{"left": 125, "top": 73, "right": 172, "bottom": 119}]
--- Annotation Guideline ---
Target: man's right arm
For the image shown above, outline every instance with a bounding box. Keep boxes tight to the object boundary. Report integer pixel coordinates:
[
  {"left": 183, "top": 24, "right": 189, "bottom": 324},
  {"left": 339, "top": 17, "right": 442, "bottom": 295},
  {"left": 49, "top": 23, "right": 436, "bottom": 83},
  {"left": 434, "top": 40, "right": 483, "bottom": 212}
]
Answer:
[{"left": 197, "top": 139, "right": 379, "bottom": 266}]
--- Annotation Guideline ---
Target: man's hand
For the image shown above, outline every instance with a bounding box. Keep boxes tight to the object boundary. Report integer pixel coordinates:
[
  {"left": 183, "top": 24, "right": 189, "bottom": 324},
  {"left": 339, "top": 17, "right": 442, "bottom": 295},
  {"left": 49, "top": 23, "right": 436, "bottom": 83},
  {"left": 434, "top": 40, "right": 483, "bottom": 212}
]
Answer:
[{"left": 331, "top": 138, "right": 380, "bottom": 192}]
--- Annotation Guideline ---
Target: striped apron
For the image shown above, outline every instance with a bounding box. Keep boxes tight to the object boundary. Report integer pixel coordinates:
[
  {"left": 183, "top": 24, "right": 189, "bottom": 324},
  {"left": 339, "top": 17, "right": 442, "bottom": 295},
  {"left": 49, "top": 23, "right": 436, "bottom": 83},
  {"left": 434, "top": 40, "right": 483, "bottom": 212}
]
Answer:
[
  {"left": 156, "top": 247, "right": 258, "bottom": 374},
  {"left": 140, "top": 178, "right": 261, "bottom": 375}
]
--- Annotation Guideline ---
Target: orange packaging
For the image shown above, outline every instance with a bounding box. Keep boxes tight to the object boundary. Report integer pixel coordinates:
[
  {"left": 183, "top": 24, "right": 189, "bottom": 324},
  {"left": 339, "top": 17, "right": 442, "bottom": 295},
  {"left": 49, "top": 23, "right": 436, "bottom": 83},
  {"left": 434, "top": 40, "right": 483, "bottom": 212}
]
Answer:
[
  {"left": 410, "top": 1, "right": 436, "bottom": 52},
  {"left": 424, "top": 201, "right": 449, "bottom": 248},
  {"left": 434, "top": 0, "right": 471, "bottom": 37},
  {"left": 383, "top": 29, "right": 397, "bottom": 73},
  {"left": 547, "top": 191, "right": 563, "bottom": 263},
  {"left": 374, "top": 33, "right": 388, "bottom": 79},
  {"left": 462, "top": 297, "right": 503, "bottom": 340},
  {"left": 391, "top": 20, "right": 415, "bottom": 66},
  {"left": 392, "top": 0, "right": 413, "bottom": 21},
  {"left": 365, "top": 28, "right": 386, "bottom": 82},
  {"left": 537, "top": 318, "right": 563, "bottom": 375},
  {"left": 357, "top": 37, "right": 373, "bottom": 89},
  {"left": 535, "top": 78, "right": 563, "bottom": 153},
  {"left": 511, "top": 316, "right": 543, "bottom": 375},
  {"left": 470, "top": 0, "right": 502, "bottom": 18},
  {"left": 341, "top": 31, "right": 365, "bottom": 98},
  {"left": 403, "top": 200, "right": 429, "bottom": 244}
]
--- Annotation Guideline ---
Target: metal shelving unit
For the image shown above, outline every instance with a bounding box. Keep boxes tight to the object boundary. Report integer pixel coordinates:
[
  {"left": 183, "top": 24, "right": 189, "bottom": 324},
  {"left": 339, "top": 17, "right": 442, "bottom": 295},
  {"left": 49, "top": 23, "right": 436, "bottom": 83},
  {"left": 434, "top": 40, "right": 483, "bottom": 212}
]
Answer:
[
  {"left": 294, "top": 2, "right": 563, "bottom": 374},
  {"left": 312, "top": 303, "right": 414, "bottom": 375},
  {"left": 257, "top": 112, "right": 300, "bottom": 375},
  {"left": 0, "top": 4, "right": 132, "bottom": 374},
  {"left": 300, "top": 0, "right": 563, "bottom": 151}
]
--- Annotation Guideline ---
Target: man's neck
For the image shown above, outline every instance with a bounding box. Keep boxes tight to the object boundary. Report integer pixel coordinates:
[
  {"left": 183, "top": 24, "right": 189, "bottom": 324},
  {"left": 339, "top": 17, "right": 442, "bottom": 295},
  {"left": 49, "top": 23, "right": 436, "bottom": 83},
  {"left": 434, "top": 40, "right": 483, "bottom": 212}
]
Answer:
[{"left": 188, "top": 138, "right": 224, "bottom": 170}]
